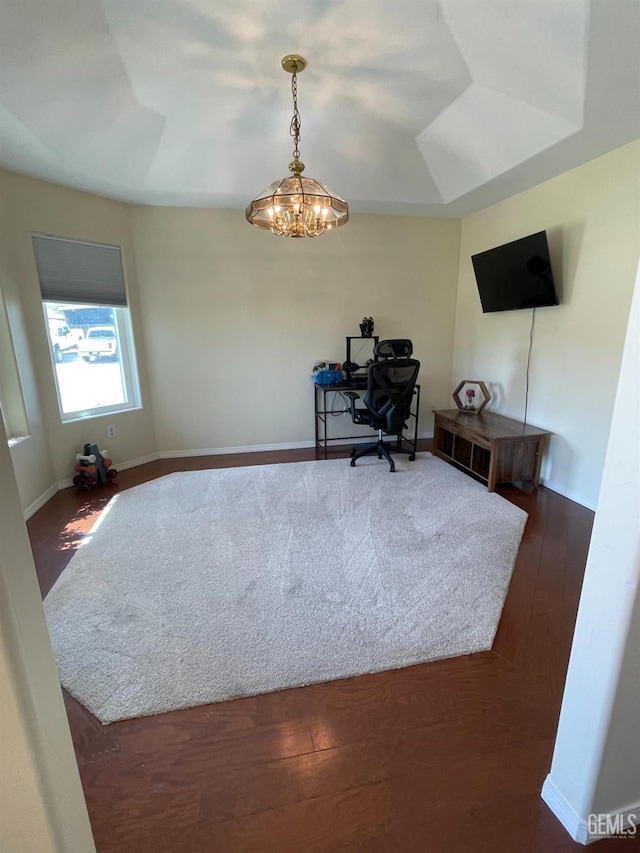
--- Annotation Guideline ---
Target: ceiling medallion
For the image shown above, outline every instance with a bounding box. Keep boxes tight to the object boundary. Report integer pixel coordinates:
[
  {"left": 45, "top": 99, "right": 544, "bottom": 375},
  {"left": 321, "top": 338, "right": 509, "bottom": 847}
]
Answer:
[{"left": 245, "top": 55, "right": 349, "bottom": 238}]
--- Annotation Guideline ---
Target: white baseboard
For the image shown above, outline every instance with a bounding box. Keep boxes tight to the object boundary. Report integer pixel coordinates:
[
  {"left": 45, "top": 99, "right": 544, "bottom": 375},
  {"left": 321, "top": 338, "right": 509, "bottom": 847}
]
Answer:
[
  {"left": 56, "top": 453, "right": 159, "bottom": 490},
  {"left": 23, "top": 483, "right": 60, "bottom": 521},
  {"left": 540, "top": 477, "right": 597, "bottom": 512},
  {"left": 114, "top": 452, "right": 160, "bottom": 471},
  {"left": 541, "top": 777, "right": 587, "bottom": 844},
  {"left": 158, "top": 441, "right": 316, "bottom": 458},
  {"left": 158, "top": 433, "right": 433, "bottom": 459},
  {"left": 56, "top": 477, "right": 75, "bottom": 492},
  {"left": 542, "top": 776, "right": 640, "bottom": 844},
  {"left": 23, "top": 452, "right": 161, "bottom": 521},
  {"left": 23, "top": 439, "right": 435, "bottom": 520}
]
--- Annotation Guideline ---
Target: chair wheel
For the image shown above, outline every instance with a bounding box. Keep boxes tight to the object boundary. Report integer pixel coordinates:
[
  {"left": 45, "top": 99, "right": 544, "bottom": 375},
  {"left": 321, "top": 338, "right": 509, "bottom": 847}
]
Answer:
[
  {"left": 409, "top": 454, "right": 416, "bottom": 461},
  {"left": 350, "top": 459, "right": 356, "bottom": 467},
  {"left": 390, "top": 465, "right": 395, "bottom": 472}
]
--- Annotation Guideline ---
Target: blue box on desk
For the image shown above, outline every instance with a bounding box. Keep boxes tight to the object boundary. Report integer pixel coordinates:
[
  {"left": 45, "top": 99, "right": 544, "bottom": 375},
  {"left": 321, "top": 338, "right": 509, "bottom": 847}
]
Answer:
[{"left": 313, "top": 369, "right": 343, "bottom": 386}]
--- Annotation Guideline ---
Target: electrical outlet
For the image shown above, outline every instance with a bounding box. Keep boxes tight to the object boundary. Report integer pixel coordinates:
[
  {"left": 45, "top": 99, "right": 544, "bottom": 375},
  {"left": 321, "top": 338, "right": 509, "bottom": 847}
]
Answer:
[{"left": 107, "top": 425, "right": 116, "bottom": 439}]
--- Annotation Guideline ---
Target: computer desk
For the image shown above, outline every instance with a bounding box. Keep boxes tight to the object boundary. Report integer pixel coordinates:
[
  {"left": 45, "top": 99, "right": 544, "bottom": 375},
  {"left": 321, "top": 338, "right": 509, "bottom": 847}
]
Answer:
[{"left": 314, "top": 383, "right": 420, "bottom": 459}]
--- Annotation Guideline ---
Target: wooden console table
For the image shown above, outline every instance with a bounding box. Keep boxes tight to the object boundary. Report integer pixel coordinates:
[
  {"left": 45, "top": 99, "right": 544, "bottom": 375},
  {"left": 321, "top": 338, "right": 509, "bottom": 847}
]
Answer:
[{"left": 433, "top": 409, "right": 551, "bottom": 492}]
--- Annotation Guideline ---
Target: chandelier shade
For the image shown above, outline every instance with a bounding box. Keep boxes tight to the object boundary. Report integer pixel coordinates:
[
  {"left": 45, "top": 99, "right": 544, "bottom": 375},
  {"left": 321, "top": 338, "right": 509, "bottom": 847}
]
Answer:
[
  {"left": 245, "top": 174, "right": 349, "bottom": 237},
  {"left": 246, "top": 55, "right": 348, "bottom": 238}
]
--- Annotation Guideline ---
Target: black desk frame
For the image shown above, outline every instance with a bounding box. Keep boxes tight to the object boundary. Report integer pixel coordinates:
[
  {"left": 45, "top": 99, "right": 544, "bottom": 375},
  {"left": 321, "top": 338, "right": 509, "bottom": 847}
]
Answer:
[{"left": 314, "top": 383, "right": 420, "bottom": 460}]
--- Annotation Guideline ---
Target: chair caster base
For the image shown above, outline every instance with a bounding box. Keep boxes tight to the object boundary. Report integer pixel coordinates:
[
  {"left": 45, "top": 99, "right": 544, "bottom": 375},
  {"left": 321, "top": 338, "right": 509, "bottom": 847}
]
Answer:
[{"left": 348, "top": 439, "right": 412, "bottom": 473}]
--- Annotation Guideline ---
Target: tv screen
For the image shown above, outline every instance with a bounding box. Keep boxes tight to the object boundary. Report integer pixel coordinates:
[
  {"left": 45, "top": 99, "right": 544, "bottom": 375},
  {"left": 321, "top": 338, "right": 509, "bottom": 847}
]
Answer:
[{"left": 471, "top": 231, "right": 559, "bottom": 313}]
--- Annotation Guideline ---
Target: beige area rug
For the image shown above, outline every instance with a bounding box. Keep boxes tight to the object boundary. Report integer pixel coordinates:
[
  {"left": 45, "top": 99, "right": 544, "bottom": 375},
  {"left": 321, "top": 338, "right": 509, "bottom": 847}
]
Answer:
[{"left": 44, "top": 453, "right": 528, "bottom": 723}]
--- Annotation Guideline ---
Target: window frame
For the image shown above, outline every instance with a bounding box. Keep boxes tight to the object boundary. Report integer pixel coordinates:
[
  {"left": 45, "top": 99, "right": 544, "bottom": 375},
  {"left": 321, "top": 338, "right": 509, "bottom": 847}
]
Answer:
[
  {"left": 43, "top": 301, "right": 141, "bottom": 423},
  {"left": 31, "top": 233, "right": 141, "bottom": 424}
]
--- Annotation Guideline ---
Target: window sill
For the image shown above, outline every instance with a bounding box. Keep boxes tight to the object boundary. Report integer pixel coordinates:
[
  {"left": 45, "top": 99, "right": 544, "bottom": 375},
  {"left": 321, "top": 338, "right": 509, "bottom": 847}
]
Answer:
[{"left": 60, "top": 403, "right": 141, "bottom": 424}]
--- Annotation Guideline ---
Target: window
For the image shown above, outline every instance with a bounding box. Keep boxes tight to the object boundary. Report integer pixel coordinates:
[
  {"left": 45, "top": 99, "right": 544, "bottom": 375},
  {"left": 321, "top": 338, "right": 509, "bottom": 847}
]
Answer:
[{"left": 32, "top": 235, "right": 140, "bottom": 422}]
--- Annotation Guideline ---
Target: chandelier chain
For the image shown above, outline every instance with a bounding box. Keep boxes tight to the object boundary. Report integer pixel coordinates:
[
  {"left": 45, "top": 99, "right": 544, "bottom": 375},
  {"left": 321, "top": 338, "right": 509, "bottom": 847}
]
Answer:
[{"left": 289, "top": 69, "right": 301, "bottom": 160}]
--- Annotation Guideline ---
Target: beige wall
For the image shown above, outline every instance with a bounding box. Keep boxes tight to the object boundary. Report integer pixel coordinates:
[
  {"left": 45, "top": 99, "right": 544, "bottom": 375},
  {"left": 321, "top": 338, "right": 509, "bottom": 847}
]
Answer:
[
  {"left": 131, "top": 207, "right": 460, "bottom": 453},
  {"left": 0, "top": 170, "right": 157, "bottom": 511},
  {"left": 453, "top": 141, "right": 640, "bottom": 508},
  {"left": 2, "top": 168, "right": 460, "bottom": 511},
  {"left": 3, "top": 142, "right": 639, "bottom": 513}
]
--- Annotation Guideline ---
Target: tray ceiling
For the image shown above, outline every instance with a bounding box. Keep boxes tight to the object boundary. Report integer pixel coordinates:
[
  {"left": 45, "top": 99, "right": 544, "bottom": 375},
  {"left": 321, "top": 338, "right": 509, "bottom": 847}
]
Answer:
[{"left": 0, "top": 0, "right": 638, "bottom": 216}]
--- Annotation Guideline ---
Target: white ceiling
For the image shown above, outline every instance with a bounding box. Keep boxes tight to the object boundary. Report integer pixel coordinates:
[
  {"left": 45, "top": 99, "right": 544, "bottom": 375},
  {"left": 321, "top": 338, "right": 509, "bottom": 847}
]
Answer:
[{"left": 0, "top": 0, "right": 638, "bottom": 217}]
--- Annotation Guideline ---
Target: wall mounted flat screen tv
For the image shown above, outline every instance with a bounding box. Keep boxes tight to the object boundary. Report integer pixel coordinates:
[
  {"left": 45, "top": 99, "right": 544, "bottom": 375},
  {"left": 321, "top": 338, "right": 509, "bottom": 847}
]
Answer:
[{"left": 471, "top": 231, "right": 559, "bottom": 313}]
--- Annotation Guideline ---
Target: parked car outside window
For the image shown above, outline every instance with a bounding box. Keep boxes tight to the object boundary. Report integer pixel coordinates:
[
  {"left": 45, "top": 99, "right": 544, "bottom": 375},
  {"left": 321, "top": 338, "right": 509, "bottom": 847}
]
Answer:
[
  {"left": 48, "top": 320, "right": 79, "bottom": 362},
  {"left": 78, "top": 326, "right": 118, "bottom": 362}
]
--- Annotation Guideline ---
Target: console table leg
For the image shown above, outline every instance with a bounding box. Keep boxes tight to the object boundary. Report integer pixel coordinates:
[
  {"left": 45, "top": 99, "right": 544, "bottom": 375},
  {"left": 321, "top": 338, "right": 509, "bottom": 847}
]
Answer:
[
  {"left": 532, "top": 439, "right": 543, "bottom": 487},
  {"left": 487, "top": 447, "right": 498, "bottom": 492}
]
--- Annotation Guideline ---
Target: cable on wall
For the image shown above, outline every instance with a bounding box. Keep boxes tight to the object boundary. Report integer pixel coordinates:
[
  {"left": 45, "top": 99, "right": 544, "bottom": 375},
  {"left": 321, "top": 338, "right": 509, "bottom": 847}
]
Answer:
[{"left": 523, "top": 308, "right": 536, "bottom": 426}]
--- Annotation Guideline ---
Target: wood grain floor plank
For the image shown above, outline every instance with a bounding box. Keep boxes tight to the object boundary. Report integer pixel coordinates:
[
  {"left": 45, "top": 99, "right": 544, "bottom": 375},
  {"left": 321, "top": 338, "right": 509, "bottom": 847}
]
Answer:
[
  {"left": 81, "top": 773, "right": 201, "bottom": 845},
  {"left": 309, "top": 668, "right": 554, "bottom": 753},
  {"left": 336, "top": 791, "right": 633, "bottom": 853},
  {"left": 27, "top": 447, "right": 604, "bottom": 852},
  {"left": 387, "top": 739, "right": 554, "bottom": 824},
  {"left": 201, "top": 740, "right": 389, "bottom": 823},
  {"left": 114, "top": 715, "right": 315, "bottom": 777},
  {"left": 201, "top": 727, "right": 554, "bottom": 825},
  {"left": 135, "top": 781, "right": 395, "bottom": 853},
  {"left": 522, "top": 509, "right": 572, "bottom": 695},
  {"left": 491, "top": 516, "right": 544, "bottom": 668}
]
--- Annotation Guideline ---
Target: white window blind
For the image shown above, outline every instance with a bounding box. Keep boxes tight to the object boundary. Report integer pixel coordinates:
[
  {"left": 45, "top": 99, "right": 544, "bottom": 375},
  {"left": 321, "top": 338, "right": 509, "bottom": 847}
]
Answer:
[{"left": 32, "top": 235, "right": 127, "bottom": 306}]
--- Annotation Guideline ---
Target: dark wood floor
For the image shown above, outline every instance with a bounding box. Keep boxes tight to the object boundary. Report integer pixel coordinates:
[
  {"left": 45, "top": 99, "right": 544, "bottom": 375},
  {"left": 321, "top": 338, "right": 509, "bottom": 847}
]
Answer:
[{"left": 27, "top": 446, "right": 630, "bottom": 852}]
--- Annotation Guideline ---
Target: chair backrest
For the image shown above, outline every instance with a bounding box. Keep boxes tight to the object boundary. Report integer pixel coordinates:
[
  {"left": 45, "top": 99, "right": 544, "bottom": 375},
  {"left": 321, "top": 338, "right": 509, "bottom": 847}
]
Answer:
[
  {"left": 364, "top": 340, "right": 420, "bottom": 434},
  {"left": 374, "top": 339, "right": 413, "bottom": 359}
]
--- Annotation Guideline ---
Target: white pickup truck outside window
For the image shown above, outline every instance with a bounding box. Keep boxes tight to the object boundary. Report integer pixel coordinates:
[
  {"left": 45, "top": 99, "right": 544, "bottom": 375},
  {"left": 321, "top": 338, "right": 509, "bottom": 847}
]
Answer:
[{"left": 43, "top": 301, "right": 140, "bottom": 421}]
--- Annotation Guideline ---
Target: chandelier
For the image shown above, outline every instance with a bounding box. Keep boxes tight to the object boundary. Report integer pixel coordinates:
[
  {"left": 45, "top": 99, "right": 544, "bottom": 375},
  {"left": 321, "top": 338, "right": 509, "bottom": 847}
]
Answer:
[{"left": 245, "top": 55, "right": 349, "bottom": 238}]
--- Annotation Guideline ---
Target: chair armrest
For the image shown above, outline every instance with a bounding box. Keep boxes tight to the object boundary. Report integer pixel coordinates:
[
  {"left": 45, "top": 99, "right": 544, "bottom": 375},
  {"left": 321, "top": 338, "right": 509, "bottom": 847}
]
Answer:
[{"left": 343, "top": 391, "right": 364, "bottom": 423}]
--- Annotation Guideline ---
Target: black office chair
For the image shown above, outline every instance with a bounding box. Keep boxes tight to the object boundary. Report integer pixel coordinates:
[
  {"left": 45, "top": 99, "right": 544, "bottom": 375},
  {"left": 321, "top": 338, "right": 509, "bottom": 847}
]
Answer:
[{"left": 344, "top": 339, "right": 420, "bottom": 472}]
